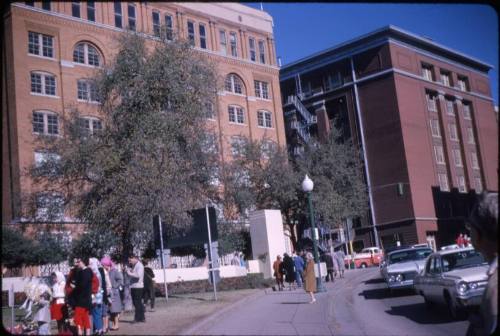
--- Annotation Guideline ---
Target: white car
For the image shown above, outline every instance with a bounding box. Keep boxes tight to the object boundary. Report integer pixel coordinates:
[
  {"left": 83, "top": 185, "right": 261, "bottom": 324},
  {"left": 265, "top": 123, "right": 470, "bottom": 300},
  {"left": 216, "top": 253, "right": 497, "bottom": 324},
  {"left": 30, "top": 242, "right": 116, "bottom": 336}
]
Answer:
[
  {"left": 414, "top": 247, "right": 488, "bottom": 320},
  {"left": 381, "top": 247, "right": 433, "bottom": 292}
]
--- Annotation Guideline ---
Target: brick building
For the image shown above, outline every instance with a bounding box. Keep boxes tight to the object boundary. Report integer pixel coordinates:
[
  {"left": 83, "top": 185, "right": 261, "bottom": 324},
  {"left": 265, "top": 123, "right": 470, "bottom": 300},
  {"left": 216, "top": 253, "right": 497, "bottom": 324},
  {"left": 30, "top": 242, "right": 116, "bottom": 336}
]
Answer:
[
  {"left": 280, "top": 25, "right": 498, "bottom": 250},
  {"left": 2, "top": 2, "right": 286, "bottom": 235}
]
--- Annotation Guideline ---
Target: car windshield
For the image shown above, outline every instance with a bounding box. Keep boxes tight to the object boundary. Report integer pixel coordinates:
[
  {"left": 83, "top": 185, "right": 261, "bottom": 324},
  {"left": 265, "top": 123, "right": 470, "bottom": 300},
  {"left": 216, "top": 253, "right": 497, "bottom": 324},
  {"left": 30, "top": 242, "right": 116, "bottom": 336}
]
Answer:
[
  {"left": 388, "top": 249, "right": 432, "bottom": 264},
  {"left": 442, "top": 250, "right": 487, "bottom": 271}
]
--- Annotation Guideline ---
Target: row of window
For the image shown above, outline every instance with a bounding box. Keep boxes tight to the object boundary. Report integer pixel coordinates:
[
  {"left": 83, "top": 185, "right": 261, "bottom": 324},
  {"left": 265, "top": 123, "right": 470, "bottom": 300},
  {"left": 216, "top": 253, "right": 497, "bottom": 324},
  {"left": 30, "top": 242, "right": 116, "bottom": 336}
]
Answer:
[
  {"left": 421, "top": 62, "right": 470, "bottom": 92},
  {"left": 437, "top": 171, "right": 482, "bottom": 194},
  {"left": 224, "top": 74, "right": 270, "bottom": 99},
  {"left": 33, "top": 110, "right": 102, "bottom": 136},
  {"left": 429, "top": 119, "right": 476, "bottom": 144},
  {"left": 31, "top": 71, "right": 99, "bottom": 103},
  {"left": 426, "top": 92, "right": 472, "bottom": 119},
  {"left": 25, "top": 2, "right": 269, "bottom": 65},
  {"left": 433, "top": 145, "right": 479, "bottom": 170},
  {"left": 216, "top": 105, "right": 273, "bottom": 128}
]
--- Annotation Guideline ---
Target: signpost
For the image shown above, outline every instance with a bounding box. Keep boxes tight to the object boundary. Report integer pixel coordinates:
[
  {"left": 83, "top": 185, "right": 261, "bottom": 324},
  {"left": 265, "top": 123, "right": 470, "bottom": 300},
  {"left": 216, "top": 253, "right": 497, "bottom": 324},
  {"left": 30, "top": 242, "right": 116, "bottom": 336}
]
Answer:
[
  {"left": 153, "top": 215, "right": 169, "bottom": 301},
  {"left": 9, "top": 284, "right": 14, "bottom": 332},
  {"left": 205, "top": 205, "right": 218, "bottom": 301}
]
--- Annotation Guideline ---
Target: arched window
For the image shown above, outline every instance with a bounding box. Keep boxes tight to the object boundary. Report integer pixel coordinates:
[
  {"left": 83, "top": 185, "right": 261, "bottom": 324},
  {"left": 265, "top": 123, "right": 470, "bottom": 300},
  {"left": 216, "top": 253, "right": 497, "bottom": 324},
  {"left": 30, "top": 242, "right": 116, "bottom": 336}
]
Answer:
[
  {"left": 257, "top": 110, "right": 273, "bottom": 128},
  {"left": 78, "top": 116, "right": 103, "bottom": 135},
  {"left": 224, "top": 74, "right": 245, "bottom": 95},
  {"left": 73, "top": 42, "right": 101, "bottom": 66}
]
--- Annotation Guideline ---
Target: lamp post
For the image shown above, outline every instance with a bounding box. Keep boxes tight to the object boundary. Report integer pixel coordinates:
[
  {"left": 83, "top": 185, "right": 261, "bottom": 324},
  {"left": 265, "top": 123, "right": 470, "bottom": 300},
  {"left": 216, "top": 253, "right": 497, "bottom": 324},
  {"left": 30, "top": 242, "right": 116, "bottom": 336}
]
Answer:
[{"left": 302, "top": 174, "right": 326, "bottom": 292}]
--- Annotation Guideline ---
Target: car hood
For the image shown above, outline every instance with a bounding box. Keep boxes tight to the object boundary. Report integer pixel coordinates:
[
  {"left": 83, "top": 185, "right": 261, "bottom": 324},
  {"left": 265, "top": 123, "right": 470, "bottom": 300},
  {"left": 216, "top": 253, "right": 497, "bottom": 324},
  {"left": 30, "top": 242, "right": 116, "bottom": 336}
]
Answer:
[
  {"left": 387, "top": 260, "right": 427, "bottom": 273},
  {"left": 443, "top": 265, "right": 489, "bottom": 282}
]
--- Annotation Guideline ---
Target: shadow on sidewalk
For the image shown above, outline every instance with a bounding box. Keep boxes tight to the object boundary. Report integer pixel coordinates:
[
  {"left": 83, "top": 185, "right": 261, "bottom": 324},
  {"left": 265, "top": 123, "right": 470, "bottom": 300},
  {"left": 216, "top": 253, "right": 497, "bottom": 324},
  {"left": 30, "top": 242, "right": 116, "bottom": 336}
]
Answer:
[
  {"left": 358, "top": 287, "right": 416, "bottom": 300},
  {"left": 279, "top": 301, "right": 310, "bottom": 304},
  {"left": 385, "top": 302, "right": 455, "bottom": 324},
  {"left": 364, "top": 277, "right": 385, "bottom": 285}
]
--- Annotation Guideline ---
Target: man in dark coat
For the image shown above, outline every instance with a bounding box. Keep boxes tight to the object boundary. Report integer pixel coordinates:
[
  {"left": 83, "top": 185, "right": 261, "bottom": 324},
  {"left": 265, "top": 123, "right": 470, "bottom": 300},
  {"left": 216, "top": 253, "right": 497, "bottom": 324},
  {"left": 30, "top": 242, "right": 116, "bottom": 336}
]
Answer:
[
  {"left": 70, "top": 257, "right": 93, "bottom": 336},
  {"left": 282, "top": 253, "right": 296, "bottom": 290},
  {"left": 321, "top": 252, "right": 335, "bottom": 282},
  {"left": 142, "top": 260, "right": 155, "bottom": 312}
]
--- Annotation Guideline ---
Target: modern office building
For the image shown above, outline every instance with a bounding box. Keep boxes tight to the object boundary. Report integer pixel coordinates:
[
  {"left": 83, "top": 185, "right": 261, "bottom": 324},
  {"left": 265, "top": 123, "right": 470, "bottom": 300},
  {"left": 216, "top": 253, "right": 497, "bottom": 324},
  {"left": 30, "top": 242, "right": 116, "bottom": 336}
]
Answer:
[
  {"left": 280, "top": 25, "right": 498, "bottom": 250},
  {"left": 2, "top": 2, "right": 286, "bottom": 234}
]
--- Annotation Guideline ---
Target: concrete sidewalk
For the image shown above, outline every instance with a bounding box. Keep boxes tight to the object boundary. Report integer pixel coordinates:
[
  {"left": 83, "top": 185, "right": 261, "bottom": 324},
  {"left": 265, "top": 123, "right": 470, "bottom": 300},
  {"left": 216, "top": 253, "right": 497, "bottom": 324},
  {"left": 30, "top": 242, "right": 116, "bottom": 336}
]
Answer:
[{"left": 183, "top": 278, "right": 350, "bottom": 335}]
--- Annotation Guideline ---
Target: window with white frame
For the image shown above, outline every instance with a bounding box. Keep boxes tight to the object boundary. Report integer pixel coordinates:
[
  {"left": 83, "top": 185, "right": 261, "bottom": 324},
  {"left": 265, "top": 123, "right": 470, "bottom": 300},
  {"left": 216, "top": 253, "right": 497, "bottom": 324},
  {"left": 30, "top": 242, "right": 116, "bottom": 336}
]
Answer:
[
  {"left": 445, "top": 99, "right": 455, "bottom": 116},
  {"left": 474, "top": 177, "right": 483, "bottom": 193},
  {"left": 199, "top": 24, "right": 207, "bottom": 49},
  {"left": 72, "top": 1, "right": 80, "bottom": 18},
  {"left": 31, "top": 72, "right": 56, "bottom": 96},
  {"left": 457, "top": 175, "right": 466, "bottom": 193},
  {"left": 248, "top": 37, "right": 256, "bottom": 61},
  {"left": 34, "top": 151, "right": 61, "bottom": 175},
  {"left": 254, "top": 80, "right": 269, "bottom": 99},
  {"left": 228, "top": 105, "right": 244, "bottom": 124},
  {"left": 434, "top": 145, "right": 445, "bottom": 164},
  {"left": 261, "top": 140, "right": 276, "bottom": 159},
  {"left": 78, "top": 116, "right": 103, "bottom": 135},
  {"left": 165, "top": 14, "right": 173, "bottom": 40},
  {"left": 187, "top": 21, "right": 195, "bottom": 46},
  {"left": 462, "top": 102, "right": 472, "bottom": 119},
  {"left": 437, "top": 173, "right": 449, "bottom": 191},
  {"left": 466, "top": 127, "right": 475, "bottom": 144},
  {"left": 127, "top": 3, "right": 136, "bottom": 31},
  {"left": 28, "top": 31, "right": 54, "bottom": 58},
  {"left": 257, "top": 110, "right": 272, "bottom": 128},
  {"left": 440, "top": 71, "right": 451, "bottom": 87},
  {"left": 87, "top": 1, "right": 95, "bottom": 22},
  {"left": 77, "top": 80, "right": 99, "bottom": 102},
  {"left": 421, "top": 63, "right": 434, "bottom": 81},
  {"left": 452, "top": 148, "right": 463, "bottom": 167},
  {"left": 33, "top": 111, "right": 59, "bottom": 135},
  {"left": 429, "top": 119, "right": 441, "bottom": 138},
  {"left": 448, "top": 123, "right": 458, "bottom": 141},
  {"left": 258, "top": 40, "right": 266, "bottom": 63},
  {"left": 36, "top": 193, "right": 64, "bottom": 221},
  {"left": 224, "top": 74, "right": 245, "bottom": 94},
  {"left": 457, "top": 76, "right": 469, "bottom": 91},
  {"left": 114, "top": 1, "right": 122, "bottom": 28},
  {"left": 426, "top": 93, "right": 437, "bottom": 112},
  {"left": 73, "top": 42, "right": 101, "bottom": 66},
  {"left": 152, "top": 10, "right": 160, "bottom": 37},
  {"left": 230, "top": 136, "right": 247, "bottom": 157},
  {"left": 219, "top": 30, "right": 227, "bottom": 55},
  {"left": 471, "top": 152, "right": 480, "bottom": 169},
  {"left": 229, "top": 32, "right": 238, "bottom": 57}
]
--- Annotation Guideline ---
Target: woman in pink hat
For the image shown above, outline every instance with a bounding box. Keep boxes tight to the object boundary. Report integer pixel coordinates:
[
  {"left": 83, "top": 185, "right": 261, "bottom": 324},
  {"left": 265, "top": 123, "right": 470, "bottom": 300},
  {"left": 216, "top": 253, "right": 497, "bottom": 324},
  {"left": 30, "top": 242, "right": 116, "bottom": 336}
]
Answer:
[{"left": 101, "top": 257, "right": 123, "bottom": 331}]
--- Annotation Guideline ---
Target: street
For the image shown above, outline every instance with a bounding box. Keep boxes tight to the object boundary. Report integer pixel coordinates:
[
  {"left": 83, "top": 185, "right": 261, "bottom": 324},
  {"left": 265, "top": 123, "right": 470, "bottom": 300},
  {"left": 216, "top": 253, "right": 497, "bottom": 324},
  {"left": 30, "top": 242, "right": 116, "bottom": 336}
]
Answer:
[{"left": 186, "top": 267, "right": 468, "bottom": 335}]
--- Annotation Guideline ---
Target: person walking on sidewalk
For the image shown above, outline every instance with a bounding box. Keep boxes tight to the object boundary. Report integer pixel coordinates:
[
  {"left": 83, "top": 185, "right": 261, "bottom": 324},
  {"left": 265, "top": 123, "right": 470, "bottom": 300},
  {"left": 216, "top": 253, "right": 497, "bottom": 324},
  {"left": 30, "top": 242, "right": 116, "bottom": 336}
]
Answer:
[
  {"left": 282, "top": 253, "right": 296, "bottom": 290},
  {"left": 293, "top": 252, "right": 304, "bottom": 288},
  {"left": 272, "top": 255, "right": 284, "bottom": 291},
  {"left": 335, "top": 250, "right": 346, "bottom": 278},
  {"left": 143, "top": 259, "right": 156, "bottom": 312},
  {"left": 70, "top": 257, "right": 93, "bottom": 336},
  {"left": 322, "top": 252, "right": 335, "bottom": 282},
  {"left": 126, "top": 255, "right": 145, "bottom": 323},
  {"left": 304, "top": 252, "right": 317, "bottom": 304}
]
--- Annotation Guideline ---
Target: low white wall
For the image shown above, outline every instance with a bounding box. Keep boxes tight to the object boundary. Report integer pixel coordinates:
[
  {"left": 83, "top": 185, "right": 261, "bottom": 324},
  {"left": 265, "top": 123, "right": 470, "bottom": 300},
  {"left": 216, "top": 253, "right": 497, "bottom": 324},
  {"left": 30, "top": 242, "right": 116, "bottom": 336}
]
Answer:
[
  {"left": 2, "top": 277, "right": 32, "bottom": 293},
  {"left": 152, "top": 265, "right": 247, "bottom": 284},
  {"left": 247, "top": 260, "right": 261, "bottom": 274}
]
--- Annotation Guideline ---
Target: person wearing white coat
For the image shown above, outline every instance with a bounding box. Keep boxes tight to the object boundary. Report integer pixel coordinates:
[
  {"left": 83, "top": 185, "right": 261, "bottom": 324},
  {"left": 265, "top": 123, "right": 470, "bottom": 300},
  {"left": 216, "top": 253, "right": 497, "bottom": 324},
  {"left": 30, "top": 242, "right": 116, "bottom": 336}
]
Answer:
[{"left": 50, "top": 271, "right": 67, "bottom": 333}]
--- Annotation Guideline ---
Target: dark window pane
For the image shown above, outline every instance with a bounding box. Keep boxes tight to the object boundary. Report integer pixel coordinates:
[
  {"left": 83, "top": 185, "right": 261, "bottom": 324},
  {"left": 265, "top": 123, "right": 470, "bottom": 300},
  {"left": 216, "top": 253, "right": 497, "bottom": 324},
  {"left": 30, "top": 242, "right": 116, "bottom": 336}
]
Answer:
[
  {"left": 87, "top": 1, "right": 95, "bottom": 22},
  {"left": 42, "top": 1, "right": 51, "bottom": 11},
  {"left": 165, "top": 15, "right": 173, "bottom": 40},
  {"left": 28, "top": 31, "right": 39, "bottom": 55},
  {"left": 25, "top": 1, "right": 34, "bottom": 7},
  {"left": 33, "top": 112, "right": 44, "bottom": 133},
  {"left": 152, "top": 11, "right": 160, "bottom": 36},
  {"left": 72, "top": 2, "right": 80, "bottom": 18},
  {"left": 199, "top": 24, "right": 206, "bottom": 49},
  {"left": 187, "top": 21, "right": 195, "bottom": 46}
]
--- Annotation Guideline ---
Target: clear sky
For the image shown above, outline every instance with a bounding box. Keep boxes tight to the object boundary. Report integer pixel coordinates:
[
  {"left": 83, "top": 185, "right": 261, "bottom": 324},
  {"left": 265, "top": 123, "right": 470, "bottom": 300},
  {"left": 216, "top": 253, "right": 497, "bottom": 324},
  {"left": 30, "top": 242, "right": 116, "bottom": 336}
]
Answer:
[{"left": 245, "top": 3, "right": 499, "bottom": 105}]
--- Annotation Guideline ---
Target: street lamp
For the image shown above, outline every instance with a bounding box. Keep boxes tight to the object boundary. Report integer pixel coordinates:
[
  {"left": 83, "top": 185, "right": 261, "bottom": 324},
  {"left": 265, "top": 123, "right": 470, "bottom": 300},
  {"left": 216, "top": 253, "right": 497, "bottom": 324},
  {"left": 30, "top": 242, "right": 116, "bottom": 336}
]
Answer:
[{"left": 302, "top": 174, "right": 326, "bottom": 292}]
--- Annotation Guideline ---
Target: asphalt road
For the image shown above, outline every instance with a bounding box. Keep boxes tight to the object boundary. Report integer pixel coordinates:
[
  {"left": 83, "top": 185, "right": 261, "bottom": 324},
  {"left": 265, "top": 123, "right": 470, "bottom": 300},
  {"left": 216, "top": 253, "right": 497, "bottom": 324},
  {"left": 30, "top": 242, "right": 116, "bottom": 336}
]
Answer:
[{"left": 190, "top": 267, "right": 469, "bottom": 335}]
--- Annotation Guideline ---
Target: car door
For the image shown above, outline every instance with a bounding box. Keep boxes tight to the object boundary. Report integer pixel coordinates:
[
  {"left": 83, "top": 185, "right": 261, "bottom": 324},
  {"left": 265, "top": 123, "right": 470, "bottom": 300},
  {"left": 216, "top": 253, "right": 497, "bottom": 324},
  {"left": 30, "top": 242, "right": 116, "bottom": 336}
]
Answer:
[
  {"left": 428, "top": 256, "right": 443, "bottom": 299},
  {"left": 419, "top": 256, "right": 434, "bottom": 295}
]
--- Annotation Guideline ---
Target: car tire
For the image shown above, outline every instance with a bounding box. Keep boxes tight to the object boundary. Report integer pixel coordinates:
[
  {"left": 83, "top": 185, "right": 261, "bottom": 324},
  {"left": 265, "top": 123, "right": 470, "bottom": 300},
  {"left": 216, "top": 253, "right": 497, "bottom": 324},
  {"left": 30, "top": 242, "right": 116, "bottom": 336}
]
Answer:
[
  {"left": 360, "top": 263, "right": 367, "bottom": 268},
  {"left": 445, "top": 292, "right": 467, "bottom": 320}
]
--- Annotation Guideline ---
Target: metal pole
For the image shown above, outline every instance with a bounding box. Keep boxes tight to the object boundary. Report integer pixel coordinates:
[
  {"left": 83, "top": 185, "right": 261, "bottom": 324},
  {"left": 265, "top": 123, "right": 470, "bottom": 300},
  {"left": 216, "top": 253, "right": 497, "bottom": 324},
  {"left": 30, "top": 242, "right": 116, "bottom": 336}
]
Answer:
[
  {"left": 307, "top": 192, "right": 326, "bottom": 292},
  {"left": 10, "top": 284, "right": 14, "bottom": 333},
  {"left": 205, "top": 205, "right": 217, "bottom": 301},
  {"left": 345, "top": 219, "right": 352, "bottom": 270},
  {"left": 157, "top": 215, "right": 168, "bottom": 301},
  {"left": 350, "top": 57, "right": 379, "bottom": 248}
]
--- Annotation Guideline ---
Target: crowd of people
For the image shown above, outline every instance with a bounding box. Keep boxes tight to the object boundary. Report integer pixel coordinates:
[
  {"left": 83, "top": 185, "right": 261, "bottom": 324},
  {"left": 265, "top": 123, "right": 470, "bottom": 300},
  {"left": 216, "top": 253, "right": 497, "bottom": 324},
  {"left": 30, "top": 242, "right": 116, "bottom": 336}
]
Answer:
[
  {"left": 272, "top": 249, "right": 347, "bottom": 303},
  {"left": 29, "top": 254, "right": 157, "bottom": 335},
  {"left": 456, "top": 233, "right": 472, "bottom": 248}
]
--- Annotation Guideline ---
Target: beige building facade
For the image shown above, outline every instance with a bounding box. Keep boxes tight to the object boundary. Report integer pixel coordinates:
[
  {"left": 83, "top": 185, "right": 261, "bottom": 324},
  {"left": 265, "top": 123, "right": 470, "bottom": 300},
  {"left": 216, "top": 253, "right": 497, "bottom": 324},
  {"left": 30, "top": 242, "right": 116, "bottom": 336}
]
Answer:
[{"left": 2, "top": 2, "right": 286, "bottom": 229}]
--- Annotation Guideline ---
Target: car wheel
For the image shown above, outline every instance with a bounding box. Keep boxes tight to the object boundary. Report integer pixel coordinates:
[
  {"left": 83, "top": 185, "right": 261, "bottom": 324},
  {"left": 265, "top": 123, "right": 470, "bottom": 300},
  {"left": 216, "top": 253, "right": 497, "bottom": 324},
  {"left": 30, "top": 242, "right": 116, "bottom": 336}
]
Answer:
[
  {"left": 445, "top": 292, "right": 466, "bottom": 320},
  {"left": 360, "top": 263, "right": 367, "bottom": 268}
]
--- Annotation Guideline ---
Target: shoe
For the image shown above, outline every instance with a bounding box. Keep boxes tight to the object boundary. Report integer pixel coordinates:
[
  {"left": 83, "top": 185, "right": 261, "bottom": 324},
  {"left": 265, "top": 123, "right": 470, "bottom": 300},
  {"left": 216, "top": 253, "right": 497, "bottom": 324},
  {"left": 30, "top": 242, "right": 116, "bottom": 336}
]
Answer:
[{"left": 309, "top": 299, "right": 316, "bottom": 304}]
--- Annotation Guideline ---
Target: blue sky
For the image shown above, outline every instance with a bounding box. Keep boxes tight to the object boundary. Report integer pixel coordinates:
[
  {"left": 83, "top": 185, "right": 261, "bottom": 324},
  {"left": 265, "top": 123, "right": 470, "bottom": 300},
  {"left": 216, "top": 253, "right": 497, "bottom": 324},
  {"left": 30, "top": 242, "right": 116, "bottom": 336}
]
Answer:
[{"left": 245, "top": 3, "right": 499, "bottom": 105}]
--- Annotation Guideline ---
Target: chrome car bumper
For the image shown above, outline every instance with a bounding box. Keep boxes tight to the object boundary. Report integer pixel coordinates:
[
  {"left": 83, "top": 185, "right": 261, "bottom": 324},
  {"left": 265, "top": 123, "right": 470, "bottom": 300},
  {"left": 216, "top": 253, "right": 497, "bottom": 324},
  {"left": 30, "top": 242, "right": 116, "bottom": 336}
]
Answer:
[
  {"left": 387, "top": 279, "right": 414, "bottom": 289},
  {"left": 456, "top": 289, "right": 485, "bottom": 307}
]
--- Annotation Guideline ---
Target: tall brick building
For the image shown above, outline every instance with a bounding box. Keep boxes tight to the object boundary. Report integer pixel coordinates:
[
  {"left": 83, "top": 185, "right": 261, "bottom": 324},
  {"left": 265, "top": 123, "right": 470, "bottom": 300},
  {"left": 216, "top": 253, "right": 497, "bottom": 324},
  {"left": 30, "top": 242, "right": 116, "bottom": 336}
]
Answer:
[
  {"left": 2, "top": 2, "right": 285, "bottom": 232},
  {"left": 280, "top": 25, "right": 498, "bottom": 250}
]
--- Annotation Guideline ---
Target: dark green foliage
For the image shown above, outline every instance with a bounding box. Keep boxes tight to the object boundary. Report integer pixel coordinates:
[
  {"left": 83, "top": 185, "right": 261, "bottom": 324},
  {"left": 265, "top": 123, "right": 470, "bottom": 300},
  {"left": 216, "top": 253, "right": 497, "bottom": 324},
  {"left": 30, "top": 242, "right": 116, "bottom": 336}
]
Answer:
[
  {"left": 216, "top": 221, "right": 249, "bottom": 257},
  {"left": 69, "top": 227, "right": 119, "bottom": 261},
  {"left": 1, "top": 226, "right": 34, "bottom": 268},
  {"left": 170, "top": 244, "right": 206, "bottom": 259}
]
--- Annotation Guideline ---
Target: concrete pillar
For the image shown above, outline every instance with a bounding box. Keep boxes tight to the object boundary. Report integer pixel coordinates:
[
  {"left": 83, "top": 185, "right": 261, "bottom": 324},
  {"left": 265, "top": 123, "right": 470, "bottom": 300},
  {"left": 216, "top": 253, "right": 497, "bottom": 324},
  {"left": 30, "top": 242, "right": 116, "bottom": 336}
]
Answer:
[{"left": 249, "top": 210, "right": 286, "bottom": 279}]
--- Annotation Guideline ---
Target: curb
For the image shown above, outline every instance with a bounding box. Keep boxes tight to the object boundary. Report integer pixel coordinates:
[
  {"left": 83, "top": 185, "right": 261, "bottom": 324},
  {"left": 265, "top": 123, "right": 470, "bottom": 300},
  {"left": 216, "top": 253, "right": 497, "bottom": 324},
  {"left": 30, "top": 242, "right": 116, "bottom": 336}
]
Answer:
[{"left": 179, "top": 288, "right": 267, "bottom": 335}]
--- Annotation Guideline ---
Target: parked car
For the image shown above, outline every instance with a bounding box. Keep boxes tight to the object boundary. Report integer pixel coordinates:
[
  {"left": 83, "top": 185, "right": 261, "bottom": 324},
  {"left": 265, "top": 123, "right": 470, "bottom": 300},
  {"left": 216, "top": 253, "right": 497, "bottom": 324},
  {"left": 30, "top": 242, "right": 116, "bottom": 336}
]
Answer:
[
  {"left": 344, "top": 247, "right": 383, "bottom": 268},
  {"left": 379, "top": 244, "right": 429, "bottom": 277},
  {"left": 381, "top": 246, "right": 433, "bottom": 292},
  {"left": 414, "top": 247, "right": 488, "bottom": 320}
]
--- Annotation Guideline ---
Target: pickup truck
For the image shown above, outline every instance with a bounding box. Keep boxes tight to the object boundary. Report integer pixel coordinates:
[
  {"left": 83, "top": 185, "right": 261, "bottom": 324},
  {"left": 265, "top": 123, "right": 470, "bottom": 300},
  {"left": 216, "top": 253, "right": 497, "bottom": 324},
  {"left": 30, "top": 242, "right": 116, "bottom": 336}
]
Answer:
[{"left": 345, "top": 247, "right": 384, "bottom": 268}]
